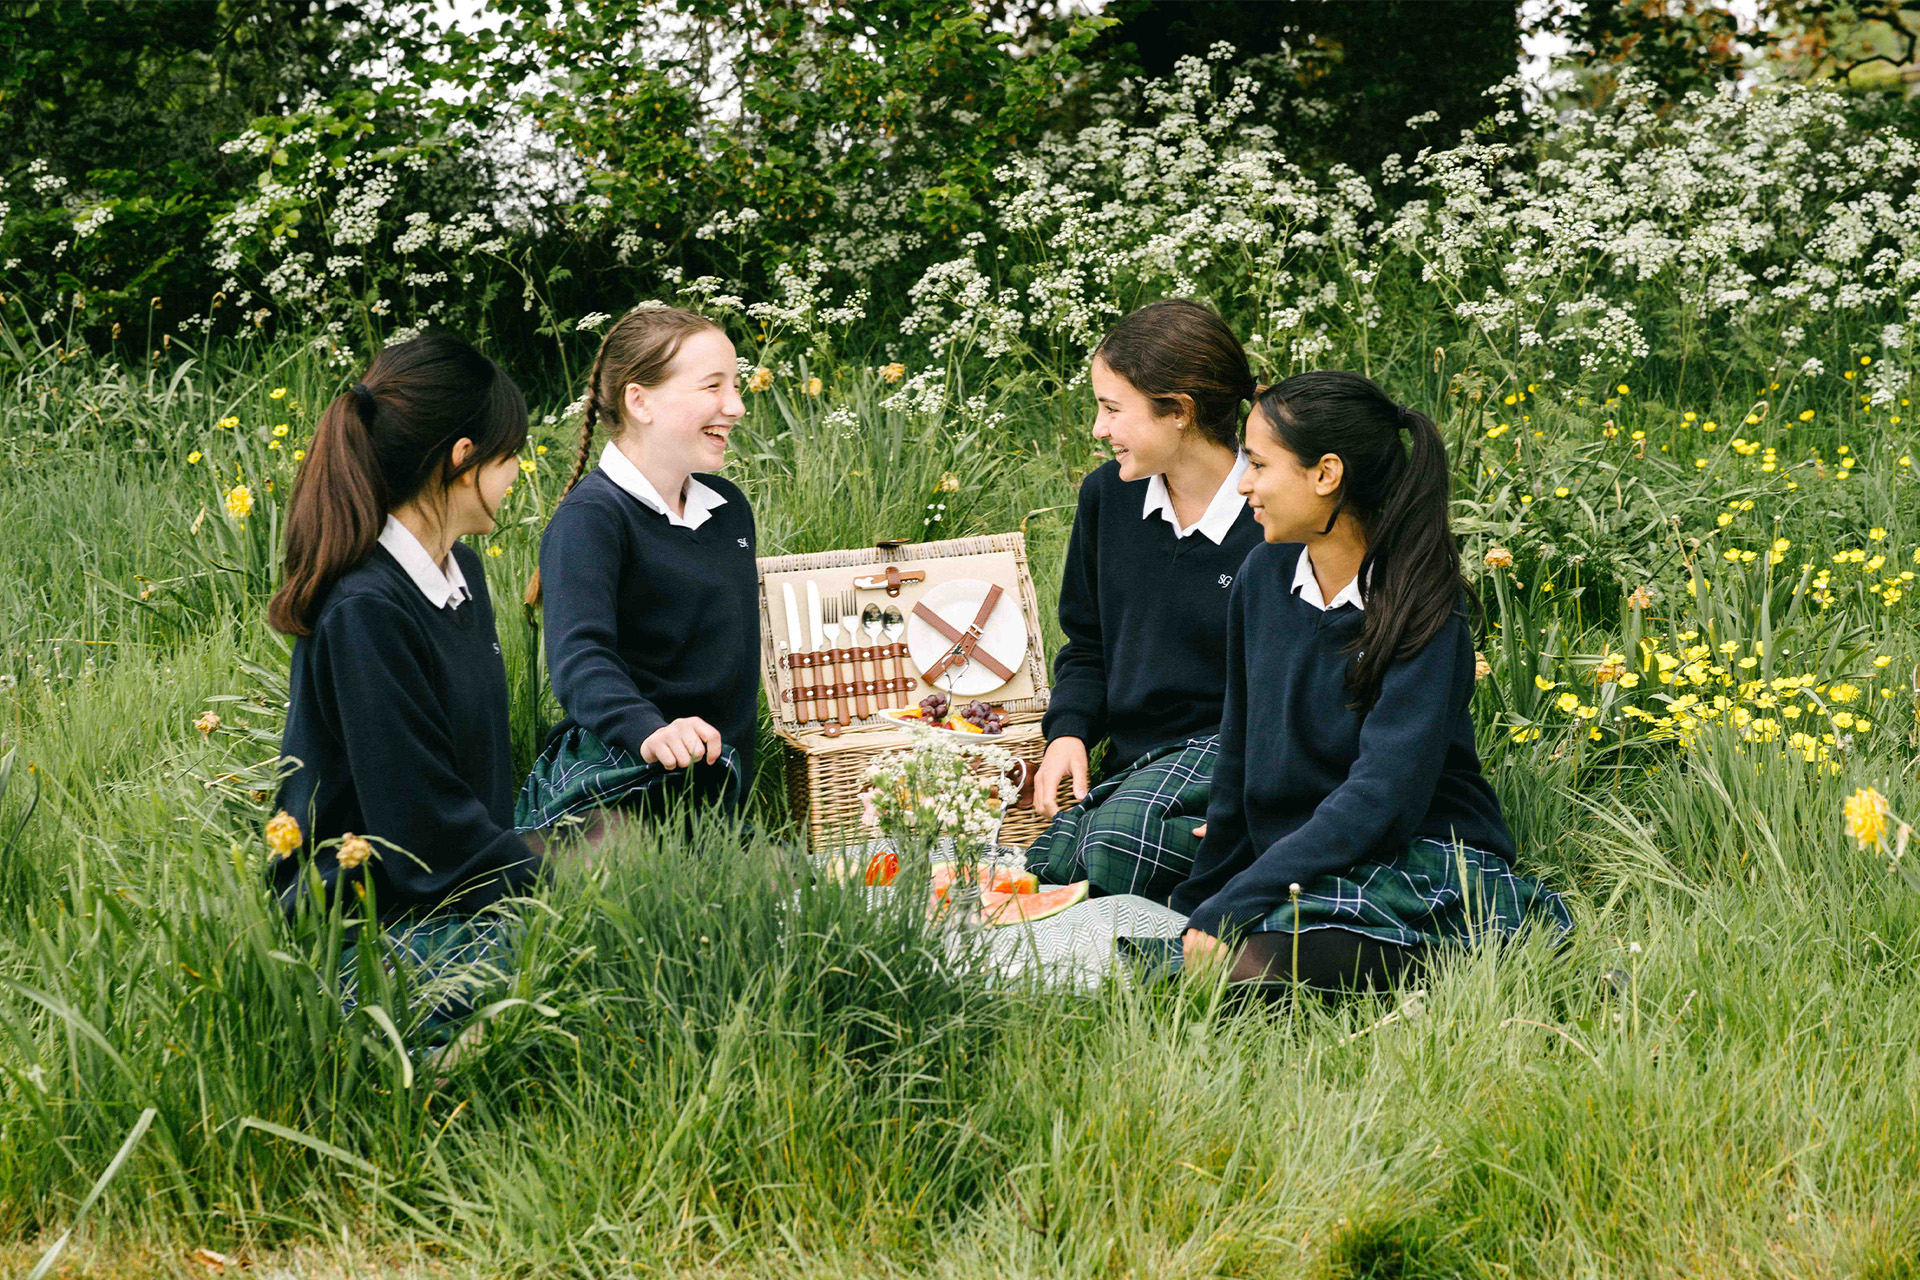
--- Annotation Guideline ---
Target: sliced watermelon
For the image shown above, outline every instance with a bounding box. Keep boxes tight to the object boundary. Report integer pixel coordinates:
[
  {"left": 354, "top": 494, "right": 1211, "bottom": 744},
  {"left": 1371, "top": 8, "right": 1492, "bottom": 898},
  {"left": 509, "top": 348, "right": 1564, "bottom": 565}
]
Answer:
[
  {"left": 977, "top": 880, "right": 1088, "bottom": 928},
  {"left": 987, "top": 866, "right": 1038, "bottom": 895},
  {"left": 930, "top": 860, "right": 1035, "bottom": 898}
]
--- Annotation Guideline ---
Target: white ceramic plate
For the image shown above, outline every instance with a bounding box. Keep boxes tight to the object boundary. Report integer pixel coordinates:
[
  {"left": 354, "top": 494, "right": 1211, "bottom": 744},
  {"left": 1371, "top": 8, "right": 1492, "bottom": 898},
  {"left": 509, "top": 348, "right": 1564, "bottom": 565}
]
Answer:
[
  {"left": 905, "top": 577, "right": 1027, "bottom": 696},
  {"left": 877, "top": 705, "right": 1010, "bottom": 739}
]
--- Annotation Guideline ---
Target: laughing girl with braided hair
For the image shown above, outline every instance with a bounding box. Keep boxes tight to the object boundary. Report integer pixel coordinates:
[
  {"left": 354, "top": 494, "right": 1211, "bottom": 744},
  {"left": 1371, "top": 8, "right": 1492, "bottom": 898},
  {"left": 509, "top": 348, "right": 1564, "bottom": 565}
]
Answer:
[{"left": 517, "top": 307, "right": 759, "bottom": 829}]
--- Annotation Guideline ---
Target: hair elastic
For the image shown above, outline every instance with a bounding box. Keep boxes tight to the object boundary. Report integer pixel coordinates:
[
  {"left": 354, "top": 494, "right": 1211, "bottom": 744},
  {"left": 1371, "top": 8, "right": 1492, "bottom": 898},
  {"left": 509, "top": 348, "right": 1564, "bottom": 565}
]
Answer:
[
  {"left": 348, "top": 382, "right": 377, "bottom": 419},
  {"left": 1394, "top": 402, "right": 1411, "bottom": 430}
]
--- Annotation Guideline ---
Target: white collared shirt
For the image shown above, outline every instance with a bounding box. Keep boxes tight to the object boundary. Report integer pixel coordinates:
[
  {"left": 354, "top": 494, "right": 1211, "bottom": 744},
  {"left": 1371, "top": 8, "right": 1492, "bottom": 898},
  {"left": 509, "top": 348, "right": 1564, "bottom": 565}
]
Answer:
[
  {"left": 1291, "top": 544, "right": 1367, "bottom": 612},
  {"left": 1141, "top": 451, "right": 1249, "bottom": 543},
  {"left": 378, "top": 515, "right": 471, "bottom": 610},
  {"left": 598, "top": 441, "right": 728, "bottom": 531}
]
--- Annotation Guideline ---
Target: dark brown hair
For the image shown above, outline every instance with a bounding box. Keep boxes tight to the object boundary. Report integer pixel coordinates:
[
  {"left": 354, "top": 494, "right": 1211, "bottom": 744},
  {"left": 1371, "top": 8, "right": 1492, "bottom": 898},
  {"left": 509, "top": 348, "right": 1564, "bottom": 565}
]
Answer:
[
  {"left": 1253, "top": 371, "right": 1462, "bottom": 710},
  {"left": 524, "top": 305, "right": 722, "bottom": 607},
  {"left": 268, "top": 332, "right": 528, "bottom": 635},
  {"left": 1093, "top": 299, "right": 1255, "bottom": 452}
]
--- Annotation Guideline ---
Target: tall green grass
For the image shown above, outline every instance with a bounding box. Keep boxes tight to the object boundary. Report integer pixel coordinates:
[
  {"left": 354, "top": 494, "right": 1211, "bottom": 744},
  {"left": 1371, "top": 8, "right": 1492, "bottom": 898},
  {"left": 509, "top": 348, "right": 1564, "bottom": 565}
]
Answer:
[{"left": 2, "top": 325, "right": 1918, "bottom": 1276}]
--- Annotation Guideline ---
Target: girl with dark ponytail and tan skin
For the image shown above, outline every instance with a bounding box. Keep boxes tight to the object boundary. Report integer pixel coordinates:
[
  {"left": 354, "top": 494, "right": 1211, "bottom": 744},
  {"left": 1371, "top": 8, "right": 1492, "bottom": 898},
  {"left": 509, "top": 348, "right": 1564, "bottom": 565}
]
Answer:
[
  {"left": 1169, "top": 371, "right": 1571, "bottom": 991},
  {"left": 516, "top": 306, "right": 758, "bottom": 829},
  {"left": 271, "top": 332, "right": 548, "bottom": 930}
]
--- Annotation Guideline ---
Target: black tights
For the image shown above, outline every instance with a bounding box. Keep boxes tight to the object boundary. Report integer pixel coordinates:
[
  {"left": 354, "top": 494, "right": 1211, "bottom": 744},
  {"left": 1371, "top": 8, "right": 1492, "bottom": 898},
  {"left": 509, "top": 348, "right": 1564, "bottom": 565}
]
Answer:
[{"left": 1228, "top": 927, "right": 1424, "bottom": 994}]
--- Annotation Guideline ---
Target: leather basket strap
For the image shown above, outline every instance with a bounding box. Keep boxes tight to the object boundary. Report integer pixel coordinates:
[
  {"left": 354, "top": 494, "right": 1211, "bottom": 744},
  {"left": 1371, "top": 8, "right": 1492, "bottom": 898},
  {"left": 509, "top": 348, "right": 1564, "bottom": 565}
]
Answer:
[{"left": 913, "top": 584, "right": 1013, "bottom": 682}]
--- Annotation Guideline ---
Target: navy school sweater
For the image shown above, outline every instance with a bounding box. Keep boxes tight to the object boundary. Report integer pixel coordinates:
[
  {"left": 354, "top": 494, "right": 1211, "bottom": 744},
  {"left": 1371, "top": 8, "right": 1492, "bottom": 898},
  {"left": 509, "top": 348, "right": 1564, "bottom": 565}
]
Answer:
[
  {"left": 1170, "top": 541, "right": 1514, "bottom": 940},
  {"left": 273, "top": 542, "right": 539, "bottom": 922},
  {"left": 538, "top": 469, "right": 760, "bottom": 778},
  {"left": 1042, "top": 460, "right": 1265, "bottom": 767}
]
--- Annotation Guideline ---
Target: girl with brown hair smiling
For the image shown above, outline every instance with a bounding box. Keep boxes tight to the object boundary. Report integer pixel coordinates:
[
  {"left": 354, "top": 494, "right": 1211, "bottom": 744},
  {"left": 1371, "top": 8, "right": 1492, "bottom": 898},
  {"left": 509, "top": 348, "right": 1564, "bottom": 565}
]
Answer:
[
  {"left": 1025, "top": 299, "right": 1265, "bottom": 901},
  {"left": 517, "top": 305, "right": 758, "bottom": 829}
]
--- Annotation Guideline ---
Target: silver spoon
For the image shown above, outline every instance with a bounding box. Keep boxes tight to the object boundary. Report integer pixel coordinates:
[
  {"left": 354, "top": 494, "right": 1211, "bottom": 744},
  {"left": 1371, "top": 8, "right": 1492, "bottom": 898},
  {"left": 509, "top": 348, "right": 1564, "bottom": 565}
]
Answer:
[
  {"left": 882, "top": 604, "right": 908, "bottom": 699},
  {"left": 862, "top": 603, "right": 885, "bottom": 704}
]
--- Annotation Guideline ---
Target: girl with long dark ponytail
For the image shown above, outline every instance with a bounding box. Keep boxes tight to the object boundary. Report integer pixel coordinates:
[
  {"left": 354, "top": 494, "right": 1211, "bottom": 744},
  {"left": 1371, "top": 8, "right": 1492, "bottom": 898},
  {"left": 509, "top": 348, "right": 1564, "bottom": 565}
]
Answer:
[
  {"left": 1168, "top": 371, "right": 1571, "bottom": 991},
  {"left": 270, "top": 333, "right": 550, "bottom": 970}
]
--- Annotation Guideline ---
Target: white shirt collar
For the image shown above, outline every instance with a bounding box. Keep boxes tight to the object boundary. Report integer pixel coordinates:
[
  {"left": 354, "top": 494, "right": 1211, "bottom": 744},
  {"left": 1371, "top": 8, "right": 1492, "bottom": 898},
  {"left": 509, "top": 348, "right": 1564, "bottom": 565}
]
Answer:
[
  {"left": 598, "top": 441, "right": 727, "bottom": 530},
  {"left": 378, "top": 515, "right": 471, "bottom": 610},
  {"left": 1290, "top": 544, "right": 1367, "bottom": 612},
  {"left": 1141, "top": 452, "right": 1249, "bottom": 544}
]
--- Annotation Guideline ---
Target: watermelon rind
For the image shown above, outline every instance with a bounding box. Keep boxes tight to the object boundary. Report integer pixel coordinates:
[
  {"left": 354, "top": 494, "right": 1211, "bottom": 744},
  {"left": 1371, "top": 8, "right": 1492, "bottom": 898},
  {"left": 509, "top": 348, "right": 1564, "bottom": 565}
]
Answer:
[{"left": 977, "top": 880, "right": 1089, "bottom": 928}]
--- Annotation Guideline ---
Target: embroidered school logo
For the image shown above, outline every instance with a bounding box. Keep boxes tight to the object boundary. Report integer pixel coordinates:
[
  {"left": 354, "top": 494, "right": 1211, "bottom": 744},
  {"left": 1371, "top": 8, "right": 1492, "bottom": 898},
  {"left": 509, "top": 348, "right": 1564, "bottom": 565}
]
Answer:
[
  {"left": 1218, "top": 574, "right": 1233, "bottom": 588},
  {"left": 737, "top": 537, "right": 749, "bottom": 548},
  {"left": 492, "top": 641, "right": 501, "bottom": 655}
]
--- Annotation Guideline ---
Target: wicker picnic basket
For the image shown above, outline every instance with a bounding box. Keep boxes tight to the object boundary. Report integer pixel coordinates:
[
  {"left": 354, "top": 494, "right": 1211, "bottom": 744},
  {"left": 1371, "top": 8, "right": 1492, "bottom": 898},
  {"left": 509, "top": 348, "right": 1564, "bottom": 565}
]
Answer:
[{"left": 756, "top": 533, "right": 1061, "bottom": 852}]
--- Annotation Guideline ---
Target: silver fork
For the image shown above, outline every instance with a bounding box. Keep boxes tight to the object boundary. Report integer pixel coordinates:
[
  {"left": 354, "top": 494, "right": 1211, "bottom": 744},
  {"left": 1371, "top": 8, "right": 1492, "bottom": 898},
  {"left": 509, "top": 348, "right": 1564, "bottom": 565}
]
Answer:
[
  {"left": 840, "top": 589, "right": 869, "bottom": 720},
  {"left": 818, "top": 593, "right": 848, "bottom": 726}
]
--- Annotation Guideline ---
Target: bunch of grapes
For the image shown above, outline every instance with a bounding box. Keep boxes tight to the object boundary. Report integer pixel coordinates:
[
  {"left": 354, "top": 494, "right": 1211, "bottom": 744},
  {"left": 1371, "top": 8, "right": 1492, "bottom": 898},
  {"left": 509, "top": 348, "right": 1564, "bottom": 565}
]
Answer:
[
  {"left": 961, "top": 700, "right": 1008, "bottom": 734},
  {"left": 919, "top": 691, "right": 952, "bottom": 722}
]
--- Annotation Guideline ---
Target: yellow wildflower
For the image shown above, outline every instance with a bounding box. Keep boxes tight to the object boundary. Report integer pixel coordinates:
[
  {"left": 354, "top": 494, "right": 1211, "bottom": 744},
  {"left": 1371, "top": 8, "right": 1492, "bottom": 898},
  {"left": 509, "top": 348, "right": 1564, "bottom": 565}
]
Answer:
[
  {"left": 806, "top": 376, "right": 823, "bottom": 397},
  {"left": 1474, "top": 652, "right": 1492, "bottom": 680},
  {"left": 336, "top": 833, "right": 374, "bottom": 870},
  {"left": 520, "top": 458, "right": 537, "bottom": 474},
  {"left": 265, "top": 810, "right": 301, "bottom": 859},
  {"left": 272, "top": 423, "right": 289, "bottom": 438},
  {"left": 269, "top": 387, "right": 288, "bottom": 400},
  {"left": 195, "top": 710, "right": 220, "bottom": 735},
  {"left": 1844, "top": 788, "right": 1892, "bottom": 850},
  {"left": 224, "top": 485, "right": 253, "bottom": 520},
  {"left": 1484, "top": 546, "right": 1514, "bottom": 570},
  {"left": 880, "top": 362, "right": 906, "bottom": 382},
  {"left": 746, "top": 367, "right": 773, "bottom": 393},
  {"left": 486, "top": 544, "right": 504, "bottom": 558},
  {"left": 187, "top": 450, "right": 202, "bottom": 464}
]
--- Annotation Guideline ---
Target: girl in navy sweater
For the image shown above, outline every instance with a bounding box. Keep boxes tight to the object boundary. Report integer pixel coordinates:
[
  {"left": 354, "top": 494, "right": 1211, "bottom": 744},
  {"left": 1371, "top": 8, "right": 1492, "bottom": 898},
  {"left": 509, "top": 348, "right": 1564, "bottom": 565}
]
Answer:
[
  {"left": 1171, "top": 371, "right": 1570, "bottom": 990},
  {"left": 518, "top": 306, "right": 758, "bottom": 828},
  {"left": 1026, "top": 300, "right": 1265, "bottom": 900},
  {"left": 270, "top": 333, "right": 546, "bottom": 930}
]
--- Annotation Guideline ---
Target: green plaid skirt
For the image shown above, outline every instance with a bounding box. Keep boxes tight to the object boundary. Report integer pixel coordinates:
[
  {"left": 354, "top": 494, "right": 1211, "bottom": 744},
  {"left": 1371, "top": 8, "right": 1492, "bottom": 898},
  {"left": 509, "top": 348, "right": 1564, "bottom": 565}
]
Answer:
[
  {"left": 339, "top": 915, "right": 517, "bottom": 1051},
  {"left": 1250, "top": 836, "right": 1573, "bottom": 948},
  {"left": 516, "top": 722, "right": 745, "bottom": 830},
  {"left": 1024, "top": 736, "right": 1217, "bottom": 902}
]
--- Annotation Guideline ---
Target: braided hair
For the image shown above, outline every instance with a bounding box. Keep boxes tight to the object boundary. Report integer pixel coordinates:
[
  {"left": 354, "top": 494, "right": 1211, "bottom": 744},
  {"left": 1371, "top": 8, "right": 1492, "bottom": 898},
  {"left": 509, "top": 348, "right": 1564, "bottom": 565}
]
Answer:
[{"left": 524, "top": 306, "right": 722, "bottom": 608}]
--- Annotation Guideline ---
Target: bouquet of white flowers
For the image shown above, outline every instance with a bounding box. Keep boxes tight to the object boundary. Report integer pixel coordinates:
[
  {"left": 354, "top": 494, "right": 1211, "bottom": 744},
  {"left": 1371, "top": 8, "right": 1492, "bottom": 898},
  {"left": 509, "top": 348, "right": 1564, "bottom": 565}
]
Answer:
[{"left": 860, "top": 728, "right": 1020, "bottom": 915}]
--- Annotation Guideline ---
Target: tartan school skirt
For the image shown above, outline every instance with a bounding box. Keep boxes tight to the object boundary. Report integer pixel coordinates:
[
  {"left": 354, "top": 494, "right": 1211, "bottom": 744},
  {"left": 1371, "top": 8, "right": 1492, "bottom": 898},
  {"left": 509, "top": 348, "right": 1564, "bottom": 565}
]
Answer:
[
  {"left": 515, "top": 722, "right": 746, "bottom": 831},
  {"left": 1127, "top": 838, "right": 1573, "bottom": 987},
  {"left": 1244, "top": 836, "right": 1573, "bottom": 949},
  {"left": 338, "top": 914, "right": 518, "bottom": 1051},
  {"left": 1024, "top": 736, "right": 1218, "bottom": 903}
]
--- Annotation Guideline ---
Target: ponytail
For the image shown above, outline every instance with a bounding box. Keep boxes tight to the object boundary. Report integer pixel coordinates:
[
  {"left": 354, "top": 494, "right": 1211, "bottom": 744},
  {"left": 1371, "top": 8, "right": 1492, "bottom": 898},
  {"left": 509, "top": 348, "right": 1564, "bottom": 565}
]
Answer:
[
  {"left": 1252, "top": 372, "right": 1462, "bottom": 710},
  {"left": 522, "top": 304, "right": 721, "bottom": 610},
  {"left": 269, "top": 332, "right": 528, "bottom": 636},
  {"left": 267, "top": 394, "right": 387, "bottom": 634}
]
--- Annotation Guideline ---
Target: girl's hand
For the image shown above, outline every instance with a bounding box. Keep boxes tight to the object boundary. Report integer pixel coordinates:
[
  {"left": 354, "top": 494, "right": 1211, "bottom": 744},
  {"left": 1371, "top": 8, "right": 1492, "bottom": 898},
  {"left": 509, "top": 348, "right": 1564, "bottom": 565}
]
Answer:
[
  {"left": 1190, "top": 823, "right": 1206, "bottom": 840},
  {"left": 641, "top": 717, "right": 723, "bottom": 769},
  {"left": 1182, "top": 927, "right": 1227, "bottom": 971},
  {"left": 1034, "top": 736, "right": 1090, "bottom": 819}
]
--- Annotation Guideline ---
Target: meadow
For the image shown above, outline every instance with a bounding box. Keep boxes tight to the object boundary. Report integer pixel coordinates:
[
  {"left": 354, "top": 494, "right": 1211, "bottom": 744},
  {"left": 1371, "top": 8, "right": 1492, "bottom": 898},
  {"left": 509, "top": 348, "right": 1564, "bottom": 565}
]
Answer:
[{"left": 4, "top": 62, "right": 1920, "bottom": 1278}]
